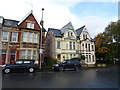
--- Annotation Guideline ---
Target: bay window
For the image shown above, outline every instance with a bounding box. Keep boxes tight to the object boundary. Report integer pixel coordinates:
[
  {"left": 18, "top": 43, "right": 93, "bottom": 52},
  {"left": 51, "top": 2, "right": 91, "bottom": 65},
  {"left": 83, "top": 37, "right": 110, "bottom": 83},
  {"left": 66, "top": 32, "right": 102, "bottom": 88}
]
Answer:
[
  {"left": 70, "top": 42, "right": 72, "bottom": 50},
  {"left": 23, "top": 32, "right": 28, "bottom": 42},
  {"left": 28, "top": 32, "right": 33, "bottom": 42},
  {"left": 27, "top": 50, "right": 32, "bottom": 59},
  {"left": 21, "top": 50, "right": 26, "bottom": 59},
  {"left": 20, "top": 50, "right": 37, "bottom": 60},
  {"left": 34, "top": 33, "right": 38, "bottom": 43},
  {"left": 22, "top": 32, "right": 38, "bottom": 43}
]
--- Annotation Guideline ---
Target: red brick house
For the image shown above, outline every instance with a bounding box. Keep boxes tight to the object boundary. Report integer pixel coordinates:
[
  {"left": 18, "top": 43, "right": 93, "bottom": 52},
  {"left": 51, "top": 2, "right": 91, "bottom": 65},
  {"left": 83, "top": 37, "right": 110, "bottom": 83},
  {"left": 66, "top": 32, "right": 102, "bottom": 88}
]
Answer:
[{"left": 0, "top": 11, "right": 46, "bottom": 65}]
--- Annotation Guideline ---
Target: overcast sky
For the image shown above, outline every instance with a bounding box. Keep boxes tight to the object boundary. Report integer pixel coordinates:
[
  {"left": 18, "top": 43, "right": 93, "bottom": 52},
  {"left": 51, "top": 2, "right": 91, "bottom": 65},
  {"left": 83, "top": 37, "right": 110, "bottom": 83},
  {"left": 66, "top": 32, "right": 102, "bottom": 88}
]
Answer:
[{"left": 0, "top": 0, "right": 119, "bottom": 38}]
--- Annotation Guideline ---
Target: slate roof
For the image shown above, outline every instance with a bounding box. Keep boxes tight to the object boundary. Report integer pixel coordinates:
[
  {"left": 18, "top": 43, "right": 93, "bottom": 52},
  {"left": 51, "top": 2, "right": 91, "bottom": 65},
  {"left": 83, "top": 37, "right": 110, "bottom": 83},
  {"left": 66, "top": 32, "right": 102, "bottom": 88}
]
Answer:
[
  {"left": 90, "top": 38, "right": 96, "bottom": 42},
  {"left": 3, "top": 19, "right": 19, "bottom": 27},
  {"left": 61, "top": 22, "right": 74, "bottom": 34},
  {"left": 76, "top": 25, "right": 85, "bottom": 36},
  {"left": 48, "top": 28, "right": 62, "bottom": 37}
]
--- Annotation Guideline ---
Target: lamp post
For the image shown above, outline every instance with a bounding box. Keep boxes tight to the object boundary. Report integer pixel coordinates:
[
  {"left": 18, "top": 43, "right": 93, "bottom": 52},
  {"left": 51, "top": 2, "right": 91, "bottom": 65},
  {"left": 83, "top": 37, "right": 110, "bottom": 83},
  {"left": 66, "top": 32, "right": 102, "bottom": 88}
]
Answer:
[{"left": 39, "top": 8, "right": 44, "bottom": 69}]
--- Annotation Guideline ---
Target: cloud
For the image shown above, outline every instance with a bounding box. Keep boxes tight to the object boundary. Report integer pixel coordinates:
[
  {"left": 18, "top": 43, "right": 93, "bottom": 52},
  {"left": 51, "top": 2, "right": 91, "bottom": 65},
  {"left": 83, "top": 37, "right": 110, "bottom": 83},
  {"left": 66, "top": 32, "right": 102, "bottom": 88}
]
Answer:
[
  {"left": 0, "top": 0, "right": 118, "bottom": 38},
  {"left": 72, "top": 16, "right": 118, "bottom": 38}
]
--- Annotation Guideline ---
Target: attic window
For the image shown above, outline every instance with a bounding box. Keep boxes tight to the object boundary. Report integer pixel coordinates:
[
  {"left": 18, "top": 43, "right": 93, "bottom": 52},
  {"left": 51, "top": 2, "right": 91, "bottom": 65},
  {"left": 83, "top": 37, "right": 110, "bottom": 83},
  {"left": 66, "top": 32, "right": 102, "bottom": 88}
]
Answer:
[{"left": 27, "top": 22, "right": 34, "bottom": 29}]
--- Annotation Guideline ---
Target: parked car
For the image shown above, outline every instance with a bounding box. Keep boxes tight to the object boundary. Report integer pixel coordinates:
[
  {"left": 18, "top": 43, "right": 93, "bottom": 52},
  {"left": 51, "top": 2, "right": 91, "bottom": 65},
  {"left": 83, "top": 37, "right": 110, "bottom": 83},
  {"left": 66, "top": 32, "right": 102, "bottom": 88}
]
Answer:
[
  {"left": 52, "top": 59, "right": 81, "bottom": 71},
  {"left": 2, "top": 59, "right": 36, "bottom": 74}
]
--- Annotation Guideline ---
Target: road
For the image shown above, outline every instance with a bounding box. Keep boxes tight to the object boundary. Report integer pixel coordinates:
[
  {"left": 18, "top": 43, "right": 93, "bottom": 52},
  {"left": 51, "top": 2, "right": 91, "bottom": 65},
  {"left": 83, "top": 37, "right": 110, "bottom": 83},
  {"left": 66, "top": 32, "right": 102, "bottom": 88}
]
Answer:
[{"left": 1, "top": 65, "right": 119, "bottom": 89}]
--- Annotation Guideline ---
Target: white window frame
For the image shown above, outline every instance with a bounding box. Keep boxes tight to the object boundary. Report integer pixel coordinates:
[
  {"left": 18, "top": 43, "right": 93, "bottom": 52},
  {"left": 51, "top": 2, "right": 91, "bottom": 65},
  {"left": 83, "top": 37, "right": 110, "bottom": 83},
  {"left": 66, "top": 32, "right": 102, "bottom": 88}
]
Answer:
[
  {"left": 11, "top": 32, "right": 18, "bottom": 42},
  {"left": 23, "top": 32, "right": 28, "bottom": 42},
  {"left": 21, "top": 50, "right": 26, "bottom": 59},
  {"left": 27, "top": 22, "right": 34, "bottom": 29},
  {"left": 34, "top": 33, "right": 38, "bottom": 43},
  {"left": 28, "top": 32, "right": 33, "bottom": 42},
  {"left": 73, "top": 42, "right": 75, "bottom": 50},
  {"left": 2, "top": 31, "right": 9, "bottom": 41}
]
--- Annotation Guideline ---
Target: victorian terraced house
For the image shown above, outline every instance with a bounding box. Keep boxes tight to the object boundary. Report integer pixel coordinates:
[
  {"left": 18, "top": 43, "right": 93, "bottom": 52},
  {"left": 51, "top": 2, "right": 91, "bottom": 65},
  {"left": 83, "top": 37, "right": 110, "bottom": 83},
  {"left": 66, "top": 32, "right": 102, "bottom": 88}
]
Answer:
[
  {"left": 45, "top": 22, "right": 96, "bottom": 65},
  {"left": 0, "top": 11, "right": 45, "bottom": 65}
]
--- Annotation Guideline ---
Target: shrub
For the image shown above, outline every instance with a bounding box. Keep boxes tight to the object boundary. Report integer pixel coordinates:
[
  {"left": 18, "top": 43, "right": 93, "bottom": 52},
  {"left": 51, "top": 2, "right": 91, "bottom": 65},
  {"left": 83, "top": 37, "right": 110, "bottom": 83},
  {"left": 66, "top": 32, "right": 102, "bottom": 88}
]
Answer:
[{"left": 44, "top": 57, "right": 58, "bottom": 66}]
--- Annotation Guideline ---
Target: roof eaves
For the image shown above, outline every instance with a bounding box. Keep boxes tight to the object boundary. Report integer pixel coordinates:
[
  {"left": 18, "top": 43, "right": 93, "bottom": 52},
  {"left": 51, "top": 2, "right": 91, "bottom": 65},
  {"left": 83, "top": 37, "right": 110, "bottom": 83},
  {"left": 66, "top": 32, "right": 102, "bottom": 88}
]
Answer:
[{"left": 18, "top": 11, "right": 40, "bottom": 26}]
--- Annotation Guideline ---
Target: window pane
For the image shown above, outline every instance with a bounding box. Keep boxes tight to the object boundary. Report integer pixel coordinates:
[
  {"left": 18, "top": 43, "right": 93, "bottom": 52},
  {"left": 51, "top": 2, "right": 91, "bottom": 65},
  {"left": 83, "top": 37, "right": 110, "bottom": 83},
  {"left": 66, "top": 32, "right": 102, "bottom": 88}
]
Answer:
[
  {"left": 57, "top": 41, "right": 60, "bottom": 49},
  {"left": 34, "top": 33, "right": 38, "bottom": 43},
  {"left": 33, "top": 50, "right": 37, "bottom": 60},
  {"left": 21, "top": 50, "right": 26, "bottom": 59},
  {"left": 27, "top": 22, "right": 31, "bottom": 28},
  {"left": 28, "top": 32, "right": 33, "bottom": 42},
  {"left": 23, "top": 32, "right": 28, "bottom": 42},
  {"left": 31, "top": 23, "right": 34, "bottom": 29},
  {"left": 33, "top": 50, "right": 36, "bottom": 55},
  {"left": 24, "top": 61, "right": 31, "bottom": 64},
  {"left": 12, "top": 32, "right": 18, "bottom": 42},
  {"left": 27, "top": 50, "right": 31, "bottom": 59},
  {"left": 2, "top": 32, "right": 9, "bottom": 41},
  {"left": 73, "top": 42, "right": 75, "bottom": 50},
  {"left": 15, "top": 61, "right": 23, "bottom": 64}
]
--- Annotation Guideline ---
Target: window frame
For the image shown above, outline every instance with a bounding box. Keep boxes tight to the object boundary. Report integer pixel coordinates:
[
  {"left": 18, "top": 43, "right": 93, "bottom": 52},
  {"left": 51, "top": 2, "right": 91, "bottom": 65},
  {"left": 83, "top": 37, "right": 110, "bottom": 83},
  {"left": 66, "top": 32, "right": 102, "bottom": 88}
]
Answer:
[
  {"left": 57, "top": 41, "right": 60, "bottom": 49},
  {"left": 28, "top": 32, "right": 33, "bottom": 43},
  {"left": 22, "top": 32, "right": 28, "bottom": 42},
  {"left": 73, "top": 42, "right": 75, "bottom": 50},
  {"left": 27, "top": 22, "right": 35, "bottom": 29},
  {"left": 2, "top": 31, "right": 9, "bottom": 41},
  {"left": 11, "top": 32, "right": 18, "bottom": 42},
  {"left": 70, "top": 42, "right": 72, "bottom": 50},
  {"left": 33, "top": 33, "right": 38, "bottom": 43}
]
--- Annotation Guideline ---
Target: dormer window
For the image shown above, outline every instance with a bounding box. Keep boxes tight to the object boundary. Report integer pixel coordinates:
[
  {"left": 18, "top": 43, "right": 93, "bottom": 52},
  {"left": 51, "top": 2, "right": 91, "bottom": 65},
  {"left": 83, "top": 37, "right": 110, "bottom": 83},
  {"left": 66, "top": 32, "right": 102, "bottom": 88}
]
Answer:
[{"left": 27, "top": 22, "right": 34, "bottom": 29}]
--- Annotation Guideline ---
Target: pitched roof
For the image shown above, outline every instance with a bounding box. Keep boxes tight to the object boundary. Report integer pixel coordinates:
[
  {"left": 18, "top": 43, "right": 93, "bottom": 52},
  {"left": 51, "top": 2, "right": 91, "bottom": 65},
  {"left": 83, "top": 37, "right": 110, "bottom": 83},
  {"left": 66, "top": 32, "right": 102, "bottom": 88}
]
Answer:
[
  {"left": 48, "top": 28, "right": 62, "bottom": 37},
  {"left": 76, "top": 25, "right": 85, "bottom": 36},
  {"left": 18, "top": 10, "right": 40, "bottom": 26},
  {"left": 90, "top": 38, "right": 96, "bottom": 42},
  {"left": 61, "top": 22, "right": 74, "bottom": 34},
  {"left": 3, "top": 19, "right": 19, "bottom": 27}
]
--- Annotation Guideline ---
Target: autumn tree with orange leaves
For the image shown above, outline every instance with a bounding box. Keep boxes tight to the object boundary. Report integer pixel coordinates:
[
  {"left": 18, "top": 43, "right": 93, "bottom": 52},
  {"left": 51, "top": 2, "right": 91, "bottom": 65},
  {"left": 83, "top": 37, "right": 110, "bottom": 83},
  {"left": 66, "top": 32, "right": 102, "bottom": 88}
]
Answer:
[{"left": 94, "top": 32, "right": 111, "bottom": 60}]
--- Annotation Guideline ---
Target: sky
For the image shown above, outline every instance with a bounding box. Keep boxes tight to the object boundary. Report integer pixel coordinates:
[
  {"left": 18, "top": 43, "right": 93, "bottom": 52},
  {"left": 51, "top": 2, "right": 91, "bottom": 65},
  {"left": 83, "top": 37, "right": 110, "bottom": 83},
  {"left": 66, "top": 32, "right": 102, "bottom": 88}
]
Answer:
[{"left": 0, "top": 0, "right": 119, "bottom": 38}]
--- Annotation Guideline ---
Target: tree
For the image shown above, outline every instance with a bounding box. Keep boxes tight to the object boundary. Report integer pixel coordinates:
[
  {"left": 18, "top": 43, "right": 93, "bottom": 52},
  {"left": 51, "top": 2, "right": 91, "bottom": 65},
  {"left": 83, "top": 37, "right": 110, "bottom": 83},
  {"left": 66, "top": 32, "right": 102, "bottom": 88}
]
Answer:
[
  {"left": 94, "top": 32, "right": 111, "bottom": 59},
  {"left": 105, "top": 20, "right": 120, "bottom": 59}
]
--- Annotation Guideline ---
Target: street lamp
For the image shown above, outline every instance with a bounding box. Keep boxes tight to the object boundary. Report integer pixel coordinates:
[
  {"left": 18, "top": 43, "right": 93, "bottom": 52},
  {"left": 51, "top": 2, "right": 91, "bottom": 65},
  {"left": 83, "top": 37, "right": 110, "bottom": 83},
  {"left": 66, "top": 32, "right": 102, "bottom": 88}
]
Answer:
[{"left": 39, "top": 8, "right": 44, "bottom": 69}]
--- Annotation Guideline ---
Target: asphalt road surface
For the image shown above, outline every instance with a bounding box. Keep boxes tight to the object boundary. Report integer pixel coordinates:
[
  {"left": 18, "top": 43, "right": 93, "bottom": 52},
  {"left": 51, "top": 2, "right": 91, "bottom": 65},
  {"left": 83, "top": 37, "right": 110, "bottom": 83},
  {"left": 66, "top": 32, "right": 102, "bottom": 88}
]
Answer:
[{"left": 1, "top": 65, "right": 119, "bottom": 89}]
